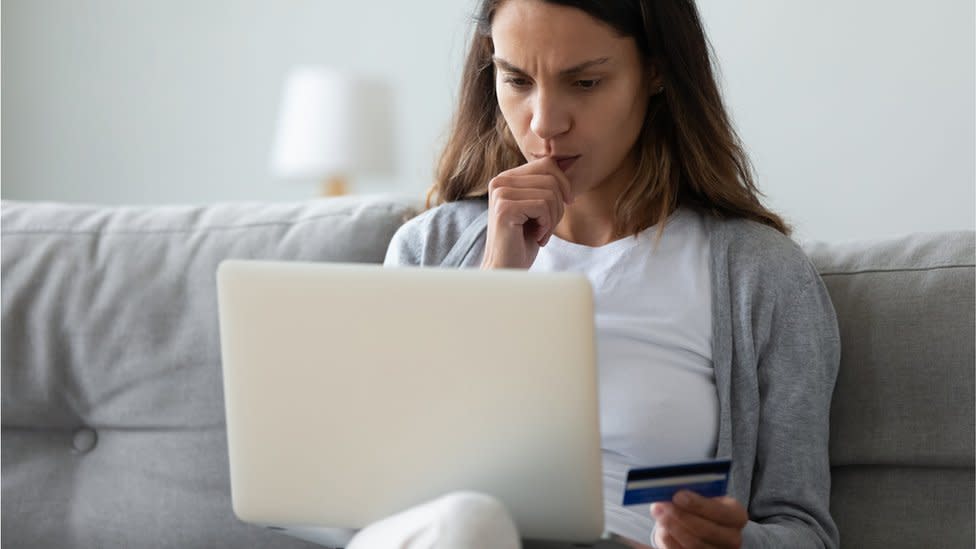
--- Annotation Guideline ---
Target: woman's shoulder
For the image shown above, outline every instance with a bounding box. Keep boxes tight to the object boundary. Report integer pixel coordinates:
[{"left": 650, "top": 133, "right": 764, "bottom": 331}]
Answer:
[
  {"left": 408, "top": 198, "right": 489, "bottom": 231},
  {"left": 706, "top": 214, "right": 822, "bottom": 294},
  {"left": 708, "top": 214, "right": 840, "bottom": 355},
  {"left": 396, "top": 198, "right": 489, "bottom": 250},
  {"left": 385, "top": 198, "right": 489, "bottom": 266}
]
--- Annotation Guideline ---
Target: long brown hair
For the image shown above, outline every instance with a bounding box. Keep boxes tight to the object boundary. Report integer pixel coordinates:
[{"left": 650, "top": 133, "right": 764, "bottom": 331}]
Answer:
[{"left": 430, "top": 0, "right": 791, "bottom": 237}]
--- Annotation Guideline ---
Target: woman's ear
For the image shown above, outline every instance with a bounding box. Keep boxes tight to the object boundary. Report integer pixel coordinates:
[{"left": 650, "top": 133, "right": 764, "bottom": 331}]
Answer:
[
  {"left": 644, "top": 57, "right": 664, "bottom": 93},
  {"left": 644, "top": 58, "right": 665, "bottom": 97}
]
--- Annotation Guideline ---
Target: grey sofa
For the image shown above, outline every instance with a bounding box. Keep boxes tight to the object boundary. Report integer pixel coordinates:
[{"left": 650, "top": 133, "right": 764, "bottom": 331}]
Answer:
[{"left": 2, "top": 195, "right": 974, "bottom": 548}]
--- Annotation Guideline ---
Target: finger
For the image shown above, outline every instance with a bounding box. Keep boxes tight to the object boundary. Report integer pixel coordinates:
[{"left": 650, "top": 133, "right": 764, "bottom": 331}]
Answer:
[
  {"left": 504, "top": 158, "right": 574, "bottom": 205},
  {"left": 491, "top": 171, "right": 571, "bottom": 211},
  {"left": 536, "top": 156, "right": 574, "bottom": 205},
  {"left": 658, "top": 523, "right": 711, "bottom": 549},
  {"left": 488, "top": 175, "right": 565, "bottom": 227},
  {"left": 492, "top": 191, "right": 558, "bottom": 245},
  {"left": 665, "top": 505, "right": 742, "bottom": 547},
  {"left": 653, "top": 524, "right": 673, "bottom": 549},
  {"left": 665, "top": 517, "right": 719, "bottom": 549},
  {"left": 526, "top": 213, "right": 550, "bottom": 244},
  {"left": 495, "top": 198, "right": 551, "bottom": 238},
  {"left": 493, "top": 186, "right": 564, "bottom": 239},
  {"left": 538, "top": 156, "right": 574, "bottom": 205},
  {"left": 658, "top": 527, "right": 691, "bottom": 549},
  {"left": 652, "top": 505, "right": 687, "bottom": 549},
  {"left": 673, "top": 492, "right": 749, "bottom": 529}
]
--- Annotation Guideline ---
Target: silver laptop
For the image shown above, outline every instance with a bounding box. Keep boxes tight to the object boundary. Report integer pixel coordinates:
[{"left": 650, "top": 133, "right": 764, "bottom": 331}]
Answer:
[{"left": 216, "top": 260, "right": 604, "bottom": 546}]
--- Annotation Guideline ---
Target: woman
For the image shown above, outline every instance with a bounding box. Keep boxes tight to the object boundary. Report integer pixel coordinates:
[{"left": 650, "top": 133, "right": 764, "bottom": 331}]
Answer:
[{"left": 366, "top": 0, "right": 840, "bottom": 547}]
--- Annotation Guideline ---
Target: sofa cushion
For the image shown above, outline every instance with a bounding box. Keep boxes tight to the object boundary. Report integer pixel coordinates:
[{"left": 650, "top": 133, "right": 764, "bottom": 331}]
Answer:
[
  {"left": 828, "top": 466, "right": 973, "bottom": 549},
  {"left": 804, "top": 231, "right": 975, "bottom": 549},
  {"left": 804, "top": 231, "right": 975, "bottom": 468},
  {"left": 1, "top": 195, "right": 420, "bottom": 548}
]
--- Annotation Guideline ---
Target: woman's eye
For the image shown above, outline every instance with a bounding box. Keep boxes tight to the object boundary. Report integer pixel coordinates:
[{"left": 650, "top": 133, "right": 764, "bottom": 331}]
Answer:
[
  {"left": 504, "top": 77, "right": 531, "bottom": 89},
  {"left": 575, "top": 79, "right": 601, "bottom": 90}
]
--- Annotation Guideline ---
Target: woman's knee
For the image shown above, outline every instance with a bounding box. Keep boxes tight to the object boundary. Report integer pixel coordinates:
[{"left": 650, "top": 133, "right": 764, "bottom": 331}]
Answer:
[
  {"left": 429, "top": 491, "right": 521, "bottom": 549},
  {"left": 346, "top": 491, "right": 520, "bottom": 549}
]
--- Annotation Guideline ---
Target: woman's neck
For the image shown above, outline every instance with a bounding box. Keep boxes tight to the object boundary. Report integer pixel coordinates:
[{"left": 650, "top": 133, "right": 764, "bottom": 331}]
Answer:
[
  {"left": 553, "top": 184, "right": 673, "bottom": 247},
  {"left": 554, "top": 198, "right": 619, "bottom": 247},
  {"left": 553, "top": 153, "right": 640, "bottom": 247}
]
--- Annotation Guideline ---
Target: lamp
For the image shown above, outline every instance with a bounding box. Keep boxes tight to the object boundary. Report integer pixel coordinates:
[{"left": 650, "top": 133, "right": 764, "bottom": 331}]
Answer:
[{"left": 270, "top": 66, "right": 394, "bottom": 196}]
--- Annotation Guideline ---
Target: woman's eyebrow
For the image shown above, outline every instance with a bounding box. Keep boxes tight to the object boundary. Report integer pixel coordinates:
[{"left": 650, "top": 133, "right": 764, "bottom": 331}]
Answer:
[{"left": 492, "top": 56, "right": 611, "bottom": 76}]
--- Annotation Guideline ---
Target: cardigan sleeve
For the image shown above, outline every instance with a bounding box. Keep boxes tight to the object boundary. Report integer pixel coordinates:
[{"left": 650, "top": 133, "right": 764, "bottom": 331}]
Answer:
[
  {"left": 383, "top": 200, "right": 489, "bottom": 268},
  {"left": 383, "top": 213, "right": 428, "bottom": 267},
  {"left": 742, "top": 274, "right": 841, "bottom": 549}
]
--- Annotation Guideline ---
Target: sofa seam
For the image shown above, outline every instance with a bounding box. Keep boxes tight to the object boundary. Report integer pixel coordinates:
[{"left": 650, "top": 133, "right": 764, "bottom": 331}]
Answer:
[
  {"left": 829, "top": 463, "right": 974, "bottom": 471},
  {"left": 1, "top": 424, "right": 225, "bottom": 432},
  {"left": 0, "top": 206, "right": 407, "bottom": 237},
  {"left": 819, "top": 264, "right": 975, "bottom": 277}
]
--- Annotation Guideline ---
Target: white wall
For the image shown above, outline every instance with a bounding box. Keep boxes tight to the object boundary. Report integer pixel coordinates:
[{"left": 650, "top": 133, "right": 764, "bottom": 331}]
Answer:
[
  {"left": 698, "top": 0, "right": 975, "bottom": 241},
  {"left": 2, "top": 0, "right": 474, "bottom": 204},
  {"left": 3, "top": 0, "right": 974, "bottom": 242}
]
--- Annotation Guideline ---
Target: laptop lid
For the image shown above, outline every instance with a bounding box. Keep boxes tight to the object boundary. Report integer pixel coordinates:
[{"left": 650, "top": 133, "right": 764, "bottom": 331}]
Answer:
[{"left": 217, "top": 260, "right": 604, "bottom": 544}]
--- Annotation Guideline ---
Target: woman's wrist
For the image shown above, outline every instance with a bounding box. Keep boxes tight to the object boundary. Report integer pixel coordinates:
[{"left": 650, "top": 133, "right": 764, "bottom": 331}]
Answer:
[{"left": 480, "top": 253, "right": 495, "bottom": 270}]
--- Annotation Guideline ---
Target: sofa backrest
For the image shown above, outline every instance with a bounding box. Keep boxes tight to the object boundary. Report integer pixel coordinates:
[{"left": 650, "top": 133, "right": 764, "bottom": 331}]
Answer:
[
  {"left": 2, "top": 195, "right": 420, "bottom": 548},
  {"left": 804, "top": 231, "right": 975, "bottom": 549},
  {"left": 3, "top": 196, "right": 974, "bottom": 549}
]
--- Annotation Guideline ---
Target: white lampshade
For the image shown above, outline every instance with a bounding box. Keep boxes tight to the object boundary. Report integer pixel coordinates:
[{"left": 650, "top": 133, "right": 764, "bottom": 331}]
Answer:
[{"left": 270, "top": 66, "right": 394, "bottom": 181}]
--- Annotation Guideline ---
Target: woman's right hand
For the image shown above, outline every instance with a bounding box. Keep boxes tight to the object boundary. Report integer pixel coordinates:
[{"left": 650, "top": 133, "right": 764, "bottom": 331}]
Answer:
[{"left": 481, "top": 156, "right": 574, "bottom": 270}]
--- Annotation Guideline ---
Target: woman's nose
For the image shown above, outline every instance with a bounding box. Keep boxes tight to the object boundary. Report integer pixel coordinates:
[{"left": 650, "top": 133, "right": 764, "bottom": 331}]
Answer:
[{"left": 529, "top": 90, "right": 571, "bottom": 140}]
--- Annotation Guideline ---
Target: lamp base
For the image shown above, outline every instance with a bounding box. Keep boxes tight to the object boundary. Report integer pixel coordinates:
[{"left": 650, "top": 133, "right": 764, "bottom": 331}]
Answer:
[{"left": 320, "top": 175, "right": 349, "bottom": 196}]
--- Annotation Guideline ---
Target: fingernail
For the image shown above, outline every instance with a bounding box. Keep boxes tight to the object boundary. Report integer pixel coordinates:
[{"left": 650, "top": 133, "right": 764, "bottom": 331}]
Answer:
[
  {"left": 651, "top": 504, "right": 664, "bottom": 517},
  {"left": 675, "top": 491, "right": 692, "bottom": 505}
]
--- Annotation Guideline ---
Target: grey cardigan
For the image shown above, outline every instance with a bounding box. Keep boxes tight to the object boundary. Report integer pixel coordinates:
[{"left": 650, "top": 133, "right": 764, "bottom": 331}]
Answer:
[{"left": 383, "top": 199, "right": 841, "bottom": 549}]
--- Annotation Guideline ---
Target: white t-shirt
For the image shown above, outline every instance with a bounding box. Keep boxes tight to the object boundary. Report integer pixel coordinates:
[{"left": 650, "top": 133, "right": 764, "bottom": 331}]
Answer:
[{"left": 528, "top": 207, "right": 717, "bottom": 544}]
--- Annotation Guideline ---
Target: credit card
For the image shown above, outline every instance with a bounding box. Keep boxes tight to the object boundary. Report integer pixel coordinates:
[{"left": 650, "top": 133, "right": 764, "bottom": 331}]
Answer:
[{"left": 622, "top": 458, "right": 731, "bottom": 506}]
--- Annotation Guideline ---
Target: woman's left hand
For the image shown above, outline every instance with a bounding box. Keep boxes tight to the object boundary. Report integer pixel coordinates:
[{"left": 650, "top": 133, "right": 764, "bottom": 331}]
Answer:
[{"left": 651, "top": 491, "right": 749, "bottom": 549}]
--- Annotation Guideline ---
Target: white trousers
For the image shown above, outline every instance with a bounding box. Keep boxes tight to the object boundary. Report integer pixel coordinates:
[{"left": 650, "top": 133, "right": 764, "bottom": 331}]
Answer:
[{"left": 345, "top": 491, "right": 521, "bottom": 549}]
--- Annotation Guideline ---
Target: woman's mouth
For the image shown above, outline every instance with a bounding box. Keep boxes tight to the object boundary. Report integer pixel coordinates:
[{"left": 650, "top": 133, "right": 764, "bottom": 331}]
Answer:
[{"left": 554, "top": 155, "right": 580, "bottom": 172}]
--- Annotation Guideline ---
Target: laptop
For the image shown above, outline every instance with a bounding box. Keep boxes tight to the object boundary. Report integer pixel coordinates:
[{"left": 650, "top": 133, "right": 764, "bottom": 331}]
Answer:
[{"left": 216, "top": 260, "right": 605, "bottom": 546}]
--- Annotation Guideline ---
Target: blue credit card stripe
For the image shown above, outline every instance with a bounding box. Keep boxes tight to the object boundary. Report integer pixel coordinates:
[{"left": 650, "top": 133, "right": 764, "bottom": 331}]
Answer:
[
  {"left": 622, "top": 458, "right": 732, "bottom": 506},
  {"left": 626, "top": 473, "right": 728, "bottom": 490},
  {"left": 622, "top": 480, "right": 728, "bottom": 506}
]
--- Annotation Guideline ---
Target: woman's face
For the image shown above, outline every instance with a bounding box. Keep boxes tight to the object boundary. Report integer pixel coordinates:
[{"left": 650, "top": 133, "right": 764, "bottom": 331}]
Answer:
[{"left": 491, "top": 0, "right": 653, "bottom": 197}]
